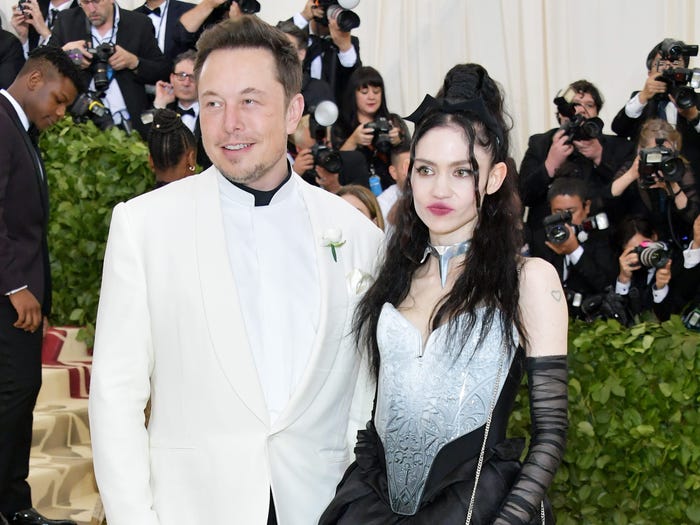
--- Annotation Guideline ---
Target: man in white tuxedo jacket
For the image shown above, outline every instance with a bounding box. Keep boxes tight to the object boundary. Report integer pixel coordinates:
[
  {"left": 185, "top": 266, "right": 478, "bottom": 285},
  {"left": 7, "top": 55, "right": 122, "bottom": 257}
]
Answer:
[{"left": 88, "top": 16, "right": 383, "bottom": 525}]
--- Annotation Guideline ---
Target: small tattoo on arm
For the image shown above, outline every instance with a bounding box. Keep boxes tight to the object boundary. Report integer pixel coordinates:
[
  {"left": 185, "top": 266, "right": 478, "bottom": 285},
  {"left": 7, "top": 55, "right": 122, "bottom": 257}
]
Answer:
[{"left": 551, "top": 290, "right": 562, "bottom": 302}]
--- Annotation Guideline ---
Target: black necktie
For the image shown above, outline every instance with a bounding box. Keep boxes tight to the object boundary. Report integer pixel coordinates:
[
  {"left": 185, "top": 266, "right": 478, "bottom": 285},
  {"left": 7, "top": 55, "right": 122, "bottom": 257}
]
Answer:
[
  {"left": 145, "top": 6, "right": 161, "bottom": 16},
  {"left": 178, "top": 107, "right": 195, "bottom": 118},
  {"left": 48, "top": 8, "right": 59, "bottom": 29},
  {"left": 657, "top": 99, "right": 668, "bottom": 121}
]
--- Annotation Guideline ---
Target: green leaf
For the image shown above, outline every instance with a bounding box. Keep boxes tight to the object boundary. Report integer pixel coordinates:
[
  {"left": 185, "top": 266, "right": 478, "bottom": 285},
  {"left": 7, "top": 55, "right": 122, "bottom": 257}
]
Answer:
[{"left": 577, "top": 421, "right": 595, "bottom": 437}]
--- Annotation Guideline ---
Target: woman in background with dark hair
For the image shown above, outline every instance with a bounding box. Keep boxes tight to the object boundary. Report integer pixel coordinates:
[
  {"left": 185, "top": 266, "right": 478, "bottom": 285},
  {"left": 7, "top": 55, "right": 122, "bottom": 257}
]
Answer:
[
  {"left": 333, "top": 66, "right": 409, "bottom": 190},
  {"left": 320, "top": 64, "right": 568, "bottom": 524},
  {"left": 147, "top": 108, "right": 197, "bottom": 189}
]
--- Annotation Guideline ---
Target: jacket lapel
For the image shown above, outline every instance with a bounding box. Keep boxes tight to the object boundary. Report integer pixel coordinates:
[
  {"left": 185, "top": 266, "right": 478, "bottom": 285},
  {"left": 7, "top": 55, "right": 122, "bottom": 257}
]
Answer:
[
  {"left": 272, "top": 182, "right": 350, "bottom": 432},
  {"left": 194, "top": 170, "right": 269, "bottom": 426}
]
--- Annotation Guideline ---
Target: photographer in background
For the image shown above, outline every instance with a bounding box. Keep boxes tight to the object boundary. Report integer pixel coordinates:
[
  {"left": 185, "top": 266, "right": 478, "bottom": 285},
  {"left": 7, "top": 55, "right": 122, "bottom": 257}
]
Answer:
[
  {"left": 48, "top": 0, "right": 169, "bottom": 137},
  {"left": 10, "top": 0, "right": 78, "bottom": 57},
  {"left": 614, "top": 215, "right": 685, "bottom": 321},
  {"left": 290, "top": 0, "right": 360, "bottom": 110},
  {"left": 538, "top": 176, "right": 617, "bottom": 318},
  {"left": 612, "top": 38, "right": 700, "bottom": 183},
  {"left": 605, "top": 119, "right": 700, "bottom": 242},
  {"left": 519, "top": 79, "right": 635, "bottom": 253},
  {"left": 333, "top": 66, "right": 407, "bottom": 190},
  {"left": 277, "top": 20, "right": 335, "bottom": 112}
]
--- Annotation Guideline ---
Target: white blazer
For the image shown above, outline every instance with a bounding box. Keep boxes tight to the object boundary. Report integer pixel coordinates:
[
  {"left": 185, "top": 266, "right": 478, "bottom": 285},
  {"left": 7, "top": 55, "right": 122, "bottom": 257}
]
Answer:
[{"left": 89, "top": 169, "right": 384, "bottom": 525}]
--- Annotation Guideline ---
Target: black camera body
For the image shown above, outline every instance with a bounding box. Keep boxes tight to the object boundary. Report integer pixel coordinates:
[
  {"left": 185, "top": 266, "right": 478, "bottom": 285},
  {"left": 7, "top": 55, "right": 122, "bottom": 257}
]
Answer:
[
  {"left": 559, "top": 114, "right": 603, "bottom": 143},
  {"left": 660, "top": 39, "right": 698, "bottom": 63},
  {"left": 638, "top": 142, "right": 685, "bottom": 188},
  {"left": 543, "top": 210, "right": 609, "bottom": 244},
  {"left": 657, "top": 67, "right": 700, "bottom": 110},
  {"left": 310, "top": 143, "right": 343, "bottom": 174},
  {"left": 313, "top": 0, "right": 361, "bottom": 32},
  {"left": 364, "top": 117, "right": 393, "bottom": 153},
  {"left": 553, "top": 89, "right": 603, "bottom": 143},
  {"left": 225, "top": 0, "right": 260, "bottom": 13},
  {"left": 87, "top": 42, "right": 115, "bottom": 91},
  {"left": 69, "top": 91, "right": 114, "bottom": 131},
  {"left": 18, "top": 0, "right": 32, "bottom": 18},
  {"left": 631, "top": 241, "right": 671, "bottom": 269}
]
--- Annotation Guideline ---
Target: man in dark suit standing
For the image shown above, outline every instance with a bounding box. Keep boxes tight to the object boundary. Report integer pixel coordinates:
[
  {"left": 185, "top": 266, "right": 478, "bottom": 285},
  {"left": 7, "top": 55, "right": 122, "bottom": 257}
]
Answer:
[
  {"left": 519, "top": 80, "right": 635, "bottom": 253},
  {"left": 0, "top": 46, "right": 83, "bottom": 525},
  {"left": 48, "top": 0, "right": 170, "bottom": 137},
  {"left": 9, "top": 0, "right": 79, "bottom": 56},
  {"left": 133, "top": 0, "right": 193, "bottom": 64}
]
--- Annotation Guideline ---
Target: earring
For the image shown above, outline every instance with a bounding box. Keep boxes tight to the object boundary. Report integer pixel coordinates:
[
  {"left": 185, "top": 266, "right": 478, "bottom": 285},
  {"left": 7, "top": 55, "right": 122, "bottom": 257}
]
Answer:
[{"left": 188, "top": 165, "right": 195, "bottom": 172}]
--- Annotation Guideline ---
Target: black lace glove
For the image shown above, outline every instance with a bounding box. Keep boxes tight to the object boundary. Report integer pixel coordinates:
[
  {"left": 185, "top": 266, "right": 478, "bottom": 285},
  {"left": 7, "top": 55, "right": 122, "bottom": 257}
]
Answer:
[{"left": 493, "top": 355, "right": 568, "bottom": 524}]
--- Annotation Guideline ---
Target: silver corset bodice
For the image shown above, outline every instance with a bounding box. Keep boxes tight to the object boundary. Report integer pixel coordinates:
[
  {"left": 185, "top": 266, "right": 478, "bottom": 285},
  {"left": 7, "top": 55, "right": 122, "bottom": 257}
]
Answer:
[{"left": 374, "top": 303, "right": 517, "bottom": 515}]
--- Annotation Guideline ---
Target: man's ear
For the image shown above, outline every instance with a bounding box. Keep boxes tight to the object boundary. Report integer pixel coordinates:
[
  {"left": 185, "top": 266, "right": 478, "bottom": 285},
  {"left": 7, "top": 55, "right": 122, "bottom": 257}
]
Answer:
[
  {"left": 583, "top": 199, "right": 591, "bottom": 216},
  {"left": 285, "top": 93, "right": 305, "bottom": 135},
  {"left": 26, "top": 69, "right": 44, "bottom": 92},
  {"left": 485, "top": 161, "right": 507, "bottom": 195}
]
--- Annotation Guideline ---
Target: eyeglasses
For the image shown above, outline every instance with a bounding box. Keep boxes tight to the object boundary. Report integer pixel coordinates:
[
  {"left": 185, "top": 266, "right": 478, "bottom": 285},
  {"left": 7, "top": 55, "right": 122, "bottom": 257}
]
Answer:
[
  {"left": 173, "top": 72, "right": 195, "bottom": 82},
  {"left": 656, "top": 58, "right": 684, "bottom": 69}
]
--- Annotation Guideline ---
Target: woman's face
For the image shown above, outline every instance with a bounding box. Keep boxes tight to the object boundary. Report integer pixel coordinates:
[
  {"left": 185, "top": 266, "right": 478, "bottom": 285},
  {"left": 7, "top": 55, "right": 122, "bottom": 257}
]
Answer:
[
  {"left": 411, "top": 124, "right": 504, "bottom": 245},
  {"left": 624, "top": 232, "right": 656, "bottom": 252},
  {"left": 355, "top": 85, "right": 382, "bottom": 119}
]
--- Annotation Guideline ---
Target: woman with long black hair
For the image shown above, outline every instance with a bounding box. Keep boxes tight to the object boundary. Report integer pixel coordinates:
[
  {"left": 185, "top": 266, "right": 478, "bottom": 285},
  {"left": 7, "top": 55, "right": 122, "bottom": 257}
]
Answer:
[{"left": 320, "top": 64, "right": 568, "bottom": 524}]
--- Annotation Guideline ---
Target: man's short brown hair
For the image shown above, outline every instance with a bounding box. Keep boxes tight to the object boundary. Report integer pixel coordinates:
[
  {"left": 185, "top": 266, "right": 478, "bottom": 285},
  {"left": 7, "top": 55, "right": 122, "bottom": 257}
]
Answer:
[{"left": 194, "top": 16, "right": 302, "bottom": 104}]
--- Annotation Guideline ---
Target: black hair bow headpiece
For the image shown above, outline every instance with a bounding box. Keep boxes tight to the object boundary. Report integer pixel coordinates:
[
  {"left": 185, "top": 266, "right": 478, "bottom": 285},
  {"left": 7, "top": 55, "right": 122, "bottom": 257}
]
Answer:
[{"left": 404, "top": 94, "right": 502, "bottom": 144}]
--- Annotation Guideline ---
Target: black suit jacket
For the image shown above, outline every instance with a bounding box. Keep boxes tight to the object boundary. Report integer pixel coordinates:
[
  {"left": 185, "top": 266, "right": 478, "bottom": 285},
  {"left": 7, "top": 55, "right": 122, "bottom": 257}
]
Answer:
[
  {"left": 538, "top": 230, "right": 617, "bottom": 301},
  {"left": 48, "top": 7, "right": 170, "bottom": 137},
  {"left": 0, "top": 94, "right": 51, "bottom": 315},
  {"left": 0, "top": 29, "right": 25, "bottom": 89},
  {"left": 303, "top": 34, "right": 360, "bottom": 109},
  {"left": 133, "top": 0, "right": 194, "bottom": 63},
  {"left": 519, "top": 128, "right": 635, "bottom": 235}
]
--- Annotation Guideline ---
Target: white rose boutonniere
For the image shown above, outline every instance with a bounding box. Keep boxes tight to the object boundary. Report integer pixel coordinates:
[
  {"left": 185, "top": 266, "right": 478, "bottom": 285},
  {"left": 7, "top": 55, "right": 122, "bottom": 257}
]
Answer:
[{"left": 321, "top": 228, "right": 346, "bottom": 262}]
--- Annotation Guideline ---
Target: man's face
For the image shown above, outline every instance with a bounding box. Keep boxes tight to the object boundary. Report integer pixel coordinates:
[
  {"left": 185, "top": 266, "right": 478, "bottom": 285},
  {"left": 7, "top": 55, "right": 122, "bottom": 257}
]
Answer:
[
  {"left": 283, "top": 34, "right": 306, "bottom": 63},
  {"left": 25, "top": 71, "right": 78, "bottom": 131},
  {"left": 170, "top": 59, "right": 197, "bottom": 104},
  {"left": 572, "top": 92, "right": 598, "bottom": 119},
  {"left": 550, "top": 194, "right": 590, "bottom": 226},
  {"left": 198, "top": 47, "right": 303, "bottom": 191},
  {"left": 651, "top": 52, "right": 685, "bottom": 75},
  {"left": 81, "top": 0, "right": 113, "bottom": 29}
]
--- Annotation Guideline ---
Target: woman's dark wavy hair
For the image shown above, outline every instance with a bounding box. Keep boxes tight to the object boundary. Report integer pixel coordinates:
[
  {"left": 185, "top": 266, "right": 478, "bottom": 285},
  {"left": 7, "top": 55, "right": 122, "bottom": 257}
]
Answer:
[
  {"left": 353, "top": 63, "right": 524, "bottom": 378},
  {"left": 339, "top": 66, "right": 391, "bottom": 130}
]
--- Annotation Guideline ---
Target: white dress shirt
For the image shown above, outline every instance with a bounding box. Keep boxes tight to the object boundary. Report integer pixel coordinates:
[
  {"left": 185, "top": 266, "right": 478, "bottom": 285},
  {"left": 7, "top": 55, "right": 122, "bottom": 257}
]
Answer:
[{"left": 218, "top": 173, "right": 320, "bottom": 423}]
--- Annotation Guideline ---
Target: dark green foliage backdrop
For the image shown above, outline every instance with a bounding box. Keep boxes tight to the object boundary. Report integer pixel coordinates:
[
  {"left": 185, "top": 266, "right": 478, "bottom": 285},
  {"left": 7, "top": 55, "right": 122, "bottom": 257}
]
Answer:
[
  {"left": 509, "top": 317, "right": 700, "bottom": 524},
  {"left": 40, "top": 118, "right": 153, "bottom": 343},
  {"left": 41, "top": 121, "right": 700, "bottom": 521}
]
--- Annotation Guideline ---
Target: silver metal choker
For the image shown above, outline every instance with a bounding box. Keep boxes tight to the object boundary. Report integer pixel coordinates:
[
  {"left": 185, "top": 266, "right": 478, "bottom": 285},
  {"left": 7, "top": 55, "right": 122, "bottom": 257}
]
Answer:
[{"left": 421, "top": 240, "right": 471, "bottom": 288}]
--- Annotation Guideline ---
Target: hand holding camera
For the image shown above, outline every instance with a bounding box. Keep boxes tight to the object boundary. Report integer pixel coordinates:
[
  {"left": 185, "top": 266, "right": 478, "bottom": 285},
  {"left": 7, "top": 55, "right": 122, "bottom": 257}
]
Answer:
[
  {"left": 108, "top": 45, "right": 139, "bottom": 72},
  {"left": 544, "top": 129, "right": 575, "bottom": 176},
  {"left": 12, "top": 0, "right": 49, "bottom": 40},
  {"left": 349, "top": 121, "right": 375, "bottom": 148},
  {"left": 62, "top": 40, "right": 92, "bottom": 69}
]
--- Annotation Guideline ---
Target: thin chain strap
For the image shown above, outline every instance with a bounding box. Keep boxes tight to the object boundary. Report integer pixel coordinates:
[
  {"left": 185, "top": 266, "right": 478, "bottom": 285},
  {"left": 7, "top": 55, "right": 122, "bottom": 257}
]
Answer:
[
  {"left": 464, "top": 345, "right": 546, "bottom": 525},
  {"left": 464, "top": 344, "right": 506, "bottom": 525}
]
